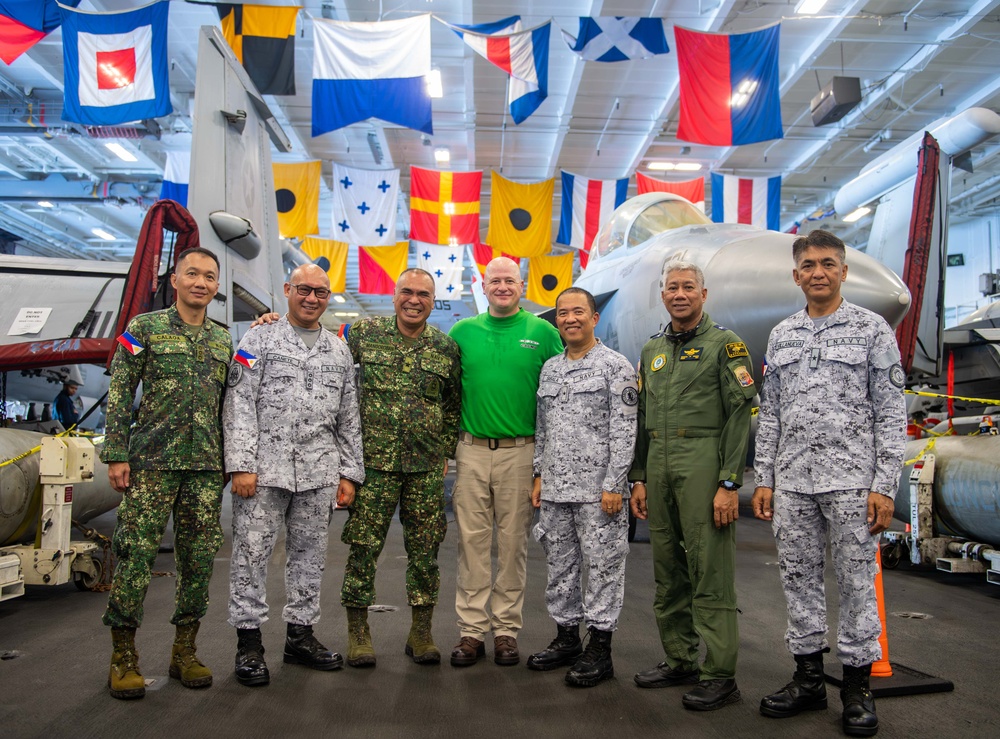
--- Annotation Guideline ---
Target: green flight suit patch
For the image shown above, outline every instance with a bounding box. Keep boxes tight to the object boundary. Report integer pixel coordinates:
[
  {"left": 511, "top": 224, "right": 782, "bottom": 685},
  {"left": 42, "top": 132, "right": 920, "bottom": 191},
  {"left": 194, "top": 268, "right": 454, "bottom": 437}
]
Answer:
[
  {"left": 651, "top": 354, "right": 666, "bottom": 372},
  {"left": 725, "top": 342, "right": 749, "bottom": 358}
]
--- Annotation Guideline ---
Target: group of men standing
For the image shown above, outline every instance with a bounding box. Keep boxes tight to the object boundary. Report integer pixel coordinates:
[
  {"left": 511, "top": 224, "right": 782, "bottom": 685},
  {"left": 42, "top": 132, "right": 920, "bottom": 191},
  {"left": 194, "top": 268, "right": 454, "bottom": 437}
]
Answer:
[{"left": 99, "top": 230, "right": 905, "bottom": 737}]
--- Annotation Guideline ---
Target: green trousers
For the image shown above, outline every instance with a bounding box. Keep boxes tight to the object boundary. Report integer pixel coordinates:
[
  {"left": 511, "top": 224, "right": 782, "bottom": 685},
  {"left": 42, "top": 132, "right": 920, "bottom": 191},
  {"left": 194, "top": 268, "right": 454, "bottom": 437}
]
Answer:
[
  {"left": 103, "top": 469, "right": 224, "bottom": 629},
  {"left": 341, "top": 468, "right": 446, "bottom": 608},
  {"left": 646, "top": 437, "right": 739, "bottom": 679}
]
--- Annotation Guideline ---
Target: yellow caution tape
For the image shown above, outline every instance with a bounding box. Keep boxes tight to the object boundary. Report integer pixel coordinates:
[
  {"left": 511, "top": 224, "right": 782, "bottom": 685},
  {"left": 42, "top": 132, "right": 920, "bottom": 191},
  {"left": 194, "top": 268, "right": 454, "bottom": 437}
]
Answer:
[
  {"left": 905, "top": 389, "right": 1000, "bottom": 407},
  {"left": 904, "top": 437, "right": 937, "bottom": 466},
  {"left": 0, "top": 444, "right": 42, "bottom": 469}
]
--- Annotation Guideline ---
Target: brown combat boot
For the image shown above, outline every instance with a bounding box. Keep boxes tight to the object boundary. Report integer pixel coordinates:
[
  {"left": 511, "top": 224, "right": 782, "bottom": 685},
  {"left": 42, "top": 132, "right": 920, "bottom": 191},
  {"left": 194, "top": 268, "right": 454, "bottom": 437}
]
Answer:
[
  {"left": 405, "top": 605, "right": 441, "bottom": 665},
  {"left": 169, "top": 621, "right": 213, "bottom": 688},
  {"left": 346, "top": 607, "right": 376, "bottom": 667},
  {"left": 108, "top": 627, "right": 145, "bottom": 700}
]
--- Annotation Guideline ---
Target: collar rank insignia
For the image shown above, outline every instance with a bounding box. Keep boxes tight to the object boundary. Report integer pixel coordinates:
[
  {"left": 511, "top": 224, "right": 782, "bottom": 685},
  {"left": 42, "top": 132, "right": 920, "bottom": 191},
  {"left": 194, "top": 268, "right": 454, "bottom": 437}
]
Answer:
[
  {"left": 679, "top": 347, "right": 702, "bottom": 361},
  {"left": 116, "top": 331, "right": 144, "bottom": 355},
  {"left": 233, "top": 349, "right": 258, "bottom": 369}
]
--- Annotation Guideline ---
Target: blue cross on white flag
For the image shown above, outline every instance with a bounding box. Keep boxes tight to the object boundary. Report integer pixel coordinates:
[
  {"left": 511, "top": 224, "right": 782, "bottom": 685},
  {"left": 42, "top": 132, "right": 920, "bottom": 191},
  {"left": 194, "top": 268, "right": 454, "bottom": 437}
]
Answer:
[
  {"left": 416, "top": 242, "right": 464, "bottom": 299},
  {"left": 331, "top": 163, "right": 399, "bottom": 245},
  {"left": 561, "top": 17, "right": 669, "bottom": 62}
]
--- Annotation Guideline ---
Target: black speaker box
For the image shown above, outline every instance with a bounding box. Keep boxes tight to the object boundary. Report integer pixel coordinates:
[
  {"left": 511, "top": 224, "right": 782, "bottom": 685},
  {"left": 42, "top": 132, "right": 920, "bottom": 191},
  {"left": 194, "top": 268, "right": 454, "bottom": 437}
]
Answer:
[{"left": 810, "top": 77, "right": 862, "bottom": 127}]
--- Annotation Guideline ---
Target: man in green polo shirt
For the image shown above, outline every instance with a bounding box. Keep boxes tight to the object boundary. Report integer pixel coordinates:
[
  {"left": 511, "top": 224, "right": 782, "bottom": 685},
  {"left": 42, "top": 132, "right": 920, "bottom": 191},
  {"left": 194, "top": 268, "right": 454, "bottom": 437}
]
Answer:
[{"left": 448, "top": 257, "right": 563, "bottom": 667}]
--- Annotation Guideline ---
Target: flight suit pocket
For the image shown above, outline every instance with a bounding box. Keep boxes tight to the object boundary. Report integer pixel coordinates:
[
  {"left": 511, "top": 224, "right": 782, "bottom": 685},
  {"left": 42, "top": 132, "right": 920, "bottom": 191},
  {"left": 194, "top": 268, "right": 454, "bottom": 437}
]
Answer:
[{"left": 824, "top": 345, "right": 868, "bottom": 397}]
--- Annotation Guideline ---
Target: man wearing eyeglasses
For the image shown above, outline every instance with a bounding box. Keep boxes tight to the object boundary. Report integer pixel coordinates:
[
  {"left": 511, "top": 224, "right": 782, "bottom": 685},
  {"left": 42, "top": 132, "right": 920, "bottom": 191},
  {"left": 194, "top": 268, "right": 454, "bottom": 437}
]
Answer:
[
  {"left": 340, "top": 268, "right": 462, "bottom": 668},
  {"left": 223, "top": 263, "right": 364, "bottom": 687}
]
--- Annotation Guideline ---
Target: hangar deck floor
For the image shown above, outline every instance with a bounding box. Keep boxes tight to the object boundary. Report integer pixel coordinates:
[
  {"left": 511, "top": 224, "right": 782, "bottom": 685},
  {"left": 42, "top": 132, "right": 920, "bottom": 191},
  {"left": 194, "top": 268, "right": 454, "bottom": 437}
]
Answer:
[{"left": 2, "top": 484, "right": 998, "bottom": 739}]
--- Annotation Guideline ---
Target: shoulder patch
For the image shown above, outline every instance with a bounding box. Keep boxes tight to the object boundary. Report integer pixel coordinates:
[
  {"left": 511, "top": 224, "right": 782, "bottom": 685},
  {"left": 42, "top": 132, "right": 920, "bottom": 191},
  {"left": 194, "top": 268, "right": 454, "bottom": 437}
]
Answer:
[
  {"left": 227, "top": 363, "right": 244, "bottom": 387},
  {"left": 889, "top": 364, "right": 906, "bottom": 388},
  {"left": 622, "top": 386, "right": 638, "bottom": 406},
  {"left": 733, "top": 365, "right": 754, "bottom": 388},
  {"left": 233, "top": 349, "right": 258, "bottom": 369},
  {"left": 725, "top": 342, "right": 749, "bottom": 358},
  {"left": 116, "top": 331, "right": 144, "bottom": 355}
]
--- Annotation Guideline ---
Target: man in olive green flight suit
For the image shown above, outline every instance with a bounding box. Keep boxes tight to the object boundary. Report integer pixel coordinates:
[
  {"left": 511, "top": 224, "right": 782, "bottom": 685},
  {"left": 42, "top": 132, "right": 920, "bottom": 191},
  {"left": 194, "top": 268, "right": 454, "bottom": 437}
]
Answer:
[
  {"left": 101, "top": 247, "right": 233, "bottom": 700},
  {"left": 629, "top": 260, "right": 755, "bottom": 712}
]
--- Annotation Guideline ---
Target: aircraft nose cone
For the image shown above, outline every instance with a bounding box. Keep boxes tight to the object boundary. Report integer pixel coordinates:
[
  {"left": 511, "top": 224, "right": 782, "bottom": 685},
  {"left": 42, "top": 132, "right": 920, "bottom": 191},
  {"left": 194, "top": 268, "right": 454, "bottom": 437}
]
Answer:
[{"left": 840, "top": 248, "right": 911, "bottom": 327}]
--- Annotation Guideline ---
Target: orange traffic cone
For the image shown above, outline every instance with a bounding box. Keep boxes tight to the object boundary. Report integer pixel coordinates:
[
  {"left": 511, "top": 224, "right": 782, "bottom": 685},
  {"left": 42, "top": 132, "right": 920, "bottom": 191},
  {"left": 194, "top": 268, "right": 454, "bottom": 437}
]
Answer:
[{"left": 872, "top": 544, "right": 893, "bottom": 678}]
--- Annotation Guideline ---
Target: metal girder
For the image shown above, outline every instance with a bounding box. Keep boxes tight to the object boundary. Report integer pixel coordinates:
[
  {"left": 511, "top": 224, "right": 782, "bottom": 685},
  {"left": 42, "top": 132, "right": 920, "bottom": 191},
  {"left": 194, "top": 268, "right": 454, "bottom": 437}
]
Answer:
[{"left": 0, "top": 174, "right": 156, "bottom": 203}]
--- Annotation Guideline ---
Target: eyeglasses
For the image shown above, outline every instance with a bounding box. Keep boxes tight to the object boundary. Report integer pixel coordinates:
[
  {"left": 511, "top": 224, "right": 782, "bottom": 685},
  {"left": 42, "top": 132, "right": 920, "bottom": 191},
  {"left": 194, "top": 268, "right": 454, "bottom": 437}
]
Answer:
[{"left": 290, "top": 284, "right": 331, "bottom": 299}]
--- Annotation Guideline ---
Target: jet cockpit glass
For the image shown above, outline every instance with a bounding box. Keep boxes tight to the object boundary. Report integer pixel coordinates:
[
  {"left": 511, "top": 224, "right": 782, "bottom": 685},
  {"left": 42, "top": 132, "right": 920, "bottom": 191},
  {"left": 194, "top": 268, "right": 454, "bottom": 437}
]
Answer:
[{"left": 591, "top": 193, "right": 711, "bottom": 263}]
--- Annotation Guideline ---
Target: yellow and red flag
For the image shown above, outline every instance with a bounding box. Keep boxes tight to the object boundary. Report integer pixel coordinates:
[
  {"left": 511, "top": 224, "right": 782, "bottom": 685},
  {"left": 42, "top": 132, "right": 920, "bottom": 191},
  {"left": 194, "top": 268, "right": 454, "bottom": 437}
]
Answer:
[
  {"left": 301, "top": 237, "right": 348, "bottom": 293},
  {"left": 410, "top": 166, "right": 482, "bottom": 245},
  {"left": 472, "top": 242, "right": 520, "bottom": 275},
  {"left": 358, "top": 242, "right": 409, "bottom": 294}
]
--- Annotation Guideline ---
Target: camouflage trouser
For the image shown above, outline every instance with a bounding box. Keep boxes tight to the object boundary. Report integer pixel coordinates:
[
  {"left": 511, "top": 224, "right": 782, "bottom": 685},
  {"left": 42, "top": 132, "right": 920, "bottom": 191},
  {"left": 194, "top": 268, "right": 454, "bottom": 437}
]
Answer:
[
  {"left": 533, "top": 501, "right": 629, "bottom": 632},
  {"left": 103, "top": 469, "right": 224, "bottom": 629},
  {"left": 772, "top": 488, "right": 882, "bottom": 667},
  {"left": 340, "top": 468, "right": 446, "bottom": 608},
  {"left": 228, "top": 485, "right": 335, "bottom": 629}
]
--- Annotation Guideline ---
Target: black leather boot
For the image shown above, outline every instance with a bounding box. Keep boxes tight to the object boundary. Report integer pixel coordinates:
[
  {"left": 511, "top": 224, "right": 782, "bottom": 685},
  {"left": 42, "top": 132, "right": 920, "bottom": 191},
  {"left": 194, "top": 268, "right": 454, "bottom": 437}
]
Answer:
[
  {"left": 283, "top": 623, "right": 343, "bottom": 671},
  {"left": 682, "top": 679, "right": 741, "bottom": 711},
  {"left": 234, "top": 628, "right": 269, "bottom": 687},
  {"left": 564, "top": 627, "right": 613, "bottom": 687},
  {"left": 841, "top": 664, "right": 878, "bottom": 737},
  {"left": 527, "top": 623, "right": 583, "bottom": 672},
  {"left": 760, "top": 650, "right": 828, "bottom": 717}
]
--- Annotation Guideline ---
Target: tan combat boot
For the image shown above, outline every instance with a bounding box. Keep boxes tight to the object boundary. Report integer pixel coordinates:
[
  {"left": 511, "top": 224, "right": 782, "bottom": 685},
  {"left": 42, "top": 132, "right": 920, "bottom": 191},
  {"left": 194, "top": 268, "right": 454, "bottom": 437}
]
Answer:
[
  {"left": 346, "top": 607, "right": 376, "bottom": 667},
  {"left": 108, "top": 627, "right": 145, "bottom": 700},
  {"left": 169, "top": 621, "right": 213, "bottom": 688},
  {"left": 405, "top": 605, "right": 441, "bottom": 665}
]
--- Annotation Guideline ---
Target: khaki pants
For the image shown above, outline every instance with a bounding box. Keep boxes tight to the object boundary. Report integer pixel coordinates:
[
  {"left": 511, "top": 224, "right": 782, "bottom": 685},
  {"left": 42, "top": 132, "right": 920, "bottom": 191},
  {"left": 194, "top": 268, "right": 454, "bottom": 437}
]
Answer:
[{"left": 452, "top": 437, "right": 534, "bottom": 639}]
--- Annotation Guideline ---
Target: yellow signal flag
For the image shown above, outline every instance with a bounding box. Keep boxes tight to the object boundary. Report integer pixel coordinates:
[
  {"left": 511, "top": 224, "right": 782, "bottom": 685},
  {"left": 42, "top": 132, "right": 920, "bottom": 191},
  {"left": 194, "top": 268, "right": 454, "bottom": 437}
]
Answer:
[
  {"left": 301, "top": 237, "right": 348, "bottom": 293},
  {"left": 527, "top": 252, "right": 574, "bottom": 307}
]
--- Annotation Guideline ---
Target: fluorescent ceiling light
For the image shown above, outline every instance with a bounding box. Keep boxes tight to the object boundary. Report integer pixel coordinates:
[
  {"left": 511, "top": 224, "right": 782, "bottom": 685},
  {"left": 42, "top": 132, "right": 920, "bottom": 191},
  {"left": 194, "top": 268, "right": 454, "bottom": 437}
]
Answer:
[
  {"left": 332, "top": 295, "right": 346, "bottom": 303},
  {"left": 37, "top": 201, "right": 54, "bottom": 208},
  {"left": 795, "top": 0, "right": 829, "bottom": 13},
  {"left": 843, "top": 206, "right": 871, "bottom": 223},
  {"left": 434, "top": 147, "right": 450, "bottom": 164},
  {"left": 425, "top": 69, "right": 443, "bottom": 98},
  {"left": 647, "top": 162, "right": 702, "bottom": 172},
  {"left": 91, "top": 227, "right": 116, "bottom": 240},
  {"left": 105, "top": 142, "right": 138, "bottom": 162}
]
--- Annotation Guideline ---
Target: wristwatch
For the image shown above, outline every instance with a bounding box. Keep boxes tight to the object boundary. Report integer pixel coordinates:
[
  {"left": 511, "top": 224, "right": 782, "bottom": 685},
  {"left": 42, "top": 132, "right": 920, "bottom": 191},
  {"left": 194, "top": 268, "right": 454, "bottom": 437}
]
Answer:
[{"left": 720, "top": 480, "right": 740, "bottom": 491}]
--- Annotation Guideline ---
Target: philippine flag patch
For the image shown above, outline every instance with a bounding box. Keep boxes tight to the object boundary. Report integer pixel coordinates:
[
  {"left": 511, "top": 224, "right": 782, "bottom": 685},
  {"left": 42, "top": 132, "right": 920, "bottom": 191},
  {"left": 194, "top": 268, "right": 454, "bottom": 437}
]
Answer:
[
  {"left": 116, "top": 331, "right": 143, "bottom": 355},
  {"left": 233, "top": 349, "right": 258, "bottom": 369}
]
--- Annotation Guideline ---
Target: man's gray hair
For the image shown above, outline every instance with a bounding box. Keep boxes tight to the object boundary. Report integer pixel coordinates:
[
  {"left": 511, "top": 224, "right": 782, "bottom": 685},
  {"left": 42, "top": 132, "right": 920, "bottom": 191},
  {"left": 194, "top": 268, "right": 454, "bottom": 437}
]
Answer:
[{"left": 661, "top": 259, "right": 705, "bottom": 290}]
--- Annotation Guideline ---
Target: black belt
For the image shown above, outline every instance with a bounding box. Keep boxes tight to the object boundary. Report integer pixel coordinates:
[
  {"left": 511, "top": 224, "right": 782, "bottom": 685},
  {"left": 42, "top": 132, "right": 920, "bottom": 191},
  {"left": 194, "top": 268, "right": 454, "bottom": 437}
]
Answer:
[{"left": 461, "top": 431, "right": 534, "bottom": 450}]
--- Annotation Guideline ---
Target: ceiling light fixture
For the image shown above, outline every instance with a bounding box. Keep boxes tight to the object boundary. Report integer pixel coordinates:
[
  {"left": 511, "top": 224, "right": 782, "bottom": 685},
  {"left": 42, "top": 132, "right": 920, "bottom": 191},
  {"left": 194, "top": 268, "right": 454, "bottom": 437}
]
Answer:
[
  {"left": 425, "top": 69, "right": 443, "bottom": 98},
  {"left": 38, "top": 201, "right": 54, "bottom": 208},
  {"left": 105, "top": 142, "right": 138, "bottom": 162},
  {"left": 795, "top": 0, "right": 829, "bottom": 13},
  {"left": 843, "top": 206, "right": 871, "bottom": 223},
  {"left": 674, "top": 162, "right": 703, "bottom": 172},
  {"left": 91, "top": 227, "right": 116, "bottom": 240},
  {"left": 730, "top": 79, "right": 758, "bottom": 108},
  {"left": 333, "top": 295, "right": 346, "bottom": 303},
  {"left": 647, "top": 162, "right": 702, "bottom": 172},
  {"left": 434, "top": 147, "right": 450, "bottom": 164}
]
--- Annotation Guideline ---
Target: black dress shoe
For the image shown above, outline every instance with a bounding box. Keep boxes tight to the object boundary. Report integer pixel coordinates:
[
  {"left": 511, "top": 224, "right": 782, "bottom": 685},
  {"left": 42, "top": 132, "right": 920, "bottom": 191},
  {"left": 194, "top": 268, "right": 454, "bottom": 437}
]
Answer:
[
  {"left": 634, "top": 662, "right": 699, "bottom": 689},
  {"left": 682, "top": 679, "right": 741, "bottom": 711}
]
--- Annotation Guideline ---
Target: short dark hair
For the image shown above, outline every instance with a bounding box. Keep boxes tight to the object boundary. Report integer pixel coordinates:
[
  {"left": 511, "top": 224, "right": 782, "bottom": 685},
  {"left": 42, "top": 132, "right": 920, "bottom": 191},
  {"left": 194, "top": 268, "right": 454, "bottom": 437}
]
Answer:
[
  {"left": 175, "top": 246, "right": 220, "bottom": 273},
  {"left": 397, "top": 267, "right": 435, "bottom": 287},
  {"left": 556, "top": 287, "right": 596, "bottom": 314},
  {"left": 792, "top": 229, "right": 846, "bottom": 265}
]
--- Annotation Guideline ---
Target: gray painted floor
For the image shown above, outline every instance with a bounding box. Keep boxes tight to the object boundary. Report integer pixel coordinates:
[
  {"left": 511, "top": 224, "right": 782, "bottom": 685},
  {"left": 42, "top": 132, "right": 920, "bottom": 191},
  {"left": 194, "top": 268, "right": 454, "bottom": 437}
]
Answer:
[{"left": 2, "top": 486, "right": 998, "bottom": 739}]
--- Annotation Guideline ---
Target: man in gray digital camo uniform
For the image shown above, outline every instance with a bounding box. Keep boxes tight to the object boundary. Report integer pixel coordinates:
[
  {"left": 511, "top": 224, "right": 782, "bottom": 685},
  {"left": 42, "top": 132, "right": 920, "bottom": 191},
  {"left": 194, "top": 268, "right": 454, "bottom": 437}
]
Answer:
[
  {"left": 223, "top": 264, "right": 364, "bottom": 687},
  {"left": 751, "top": 230, "right": 906, "bottom": 737},
  {"left": 528, "top": 287, "right": 637, "bottom": 688}
]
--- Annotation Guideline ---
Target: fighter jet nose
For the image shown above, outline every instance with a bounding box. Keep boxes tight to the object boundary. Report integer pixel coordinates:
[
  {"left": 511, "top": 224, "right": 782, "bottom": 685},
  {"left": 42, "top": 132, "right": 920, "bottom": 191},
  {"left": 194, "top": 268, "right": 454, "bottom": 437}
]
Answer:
[{"left": 841, "top": 248, "right": 911, "bottom": 328}]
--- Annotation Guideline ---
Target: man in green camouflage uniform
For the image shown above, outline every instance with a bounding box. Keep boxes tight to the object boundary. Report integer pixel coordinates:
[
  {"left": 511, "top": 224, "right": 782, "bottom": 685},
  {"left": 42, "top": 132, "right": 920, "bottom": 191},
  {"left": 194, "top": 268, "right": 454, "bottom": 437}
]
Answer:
[
  {"left": 340, "top": 268, "right": 462, "bottom": 667},
  {"left": 101, "top": 247, "right": 233, "bottom": 700}
]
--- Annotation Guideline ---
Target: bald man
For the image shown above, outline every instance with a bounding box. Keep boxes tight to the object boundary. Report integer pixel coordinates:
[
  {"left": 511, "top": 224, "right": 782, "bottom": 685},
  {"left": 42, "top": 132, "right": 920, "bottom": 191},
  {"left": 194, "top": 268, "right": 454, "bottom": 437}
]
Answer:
[{"left": 223, "top": 264, "right": 364, "bottom": 687}]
